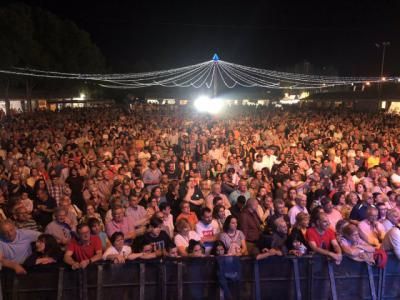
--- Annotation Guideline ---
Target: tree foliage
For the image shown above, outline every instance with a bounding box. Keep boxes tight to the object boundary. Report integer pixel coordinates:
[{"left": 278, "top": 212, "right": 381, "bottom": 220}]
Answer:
[
  {"left": 0, "top": 3, "right": 105, "bottom": 72},
  {"left": 0, "top": 3, "right": 106, "bottom": 112}
]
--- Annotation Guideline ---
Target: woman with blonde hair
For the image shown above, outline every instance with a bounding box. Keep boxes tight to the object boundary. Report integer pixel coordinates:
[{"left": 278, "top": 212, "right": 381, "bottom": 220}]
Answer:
[
  {"left": 339, "top": 224, "right": 375, "bottom": 264},
  {"left": 287, "top": 212, "right": 310, "bottom": 255},
  {"left": 174, "top": 218, "right": 200, "bottom": 256}
]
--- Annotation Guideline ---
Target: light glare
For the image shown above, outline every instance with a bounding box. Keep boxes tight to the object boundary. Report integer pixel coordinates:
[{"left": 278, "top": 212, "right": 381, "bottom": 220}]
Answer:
[
  {"left": 194, "top": 96, "right": 210, "bottom": 112},
  {"left": 194, "top": 96, "right": 224, "bottom": 114},
  {"left": 208, "top": 98, "right": 224, "bottom": 114}
]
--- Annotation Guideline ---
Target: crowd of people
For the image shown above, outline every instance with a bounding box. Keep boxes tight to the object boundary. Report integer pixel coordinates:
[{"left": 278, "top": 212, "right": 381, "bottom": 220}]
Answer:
[{"left": 1, "top": 103, "right": 400, "bottom": 275}]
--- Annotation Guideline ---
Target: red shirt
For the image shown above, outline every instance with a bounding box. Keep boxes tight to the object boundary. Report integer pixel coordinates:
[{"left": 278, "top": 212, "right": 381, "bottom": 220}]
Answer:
[
  {"left": 305, "top": 227, "right": 336, "bottom": 250},
  {"left": 67, "top": 236, "right": 102, "bottom": 262}
]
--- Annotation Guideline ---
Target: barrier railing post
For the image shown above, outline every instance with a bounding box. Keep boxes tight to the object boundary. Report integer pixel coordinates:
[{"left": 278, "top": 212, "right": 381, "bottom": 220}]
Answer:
[
  {"left": 78, "top": 270, "right": 83, "bottom": 300},
  {"left": 11, "top": 275, "right": 18, "bottom": 300},
  {"left": 366, "top": 264, "right": 377, "bottom": 300},
  {"left": 327, "top": 261, "right": 337, "bottom": 300},
  {"left": 96, "top": 265, "right": 103, "bottom": 300},
  {"left": 0, "top": 272, "right": 3, "bottom": 300},
  {"left": 378, "top": 266, "right": 386, "bottom": 300},
  {"left": 2, "top": 254, "right": 399, "bottom": 300},
  {"left": 81, "top": 268, "right": 88, "bottom": 300},
  {"left": 292, "top": 258, "right": 302, "bottom": 300},
  {"left": 308, "top": 257, "right": 313, "bottom": 300},
  {"left": 254, "top": 260, "right": 261, "bottom": 300},
  {"left": 177, "top": 261, "right": 183, "bottom": 300},
  {"left": 57, "top": 267, "right": 64, "bottom": 300},
  {"left": 159, "top": 262, "right": 166, "bottom": 300},
  {"left": 139, "top": 263, "right": 146, "bottom": 300}
]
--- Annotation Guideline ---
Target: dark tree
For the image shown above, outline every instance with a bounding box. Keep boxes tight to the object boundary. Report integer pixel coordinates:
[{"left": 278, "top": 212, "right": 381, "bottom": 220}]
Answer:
[{"left": 0, "top": 3, "right": 105, "bottom": 113}]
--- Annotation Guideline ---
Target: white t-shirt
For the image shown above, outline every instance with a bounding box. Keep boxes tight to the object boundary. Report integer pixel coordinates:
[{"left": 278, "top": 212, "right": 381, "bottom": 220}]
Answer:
[
  {"left": 195, "top": 220, "right": 220, "bottom": 238},
  {"left": 391, "top": 173, "right": 400, "bottom": 186},
  {"left": 102, "top": 245, "right": 132, "bottom": 260},
  {"left": 253, "top": 161, "right": 267, "bottom": 172},
  {"left": 262, "top": 155, "right": 277, "bottom": 172},
  {"left": 196, "top": 220, "right": 220, "bottom": 254},
  {"left": 174, "top": 231, "right": 200, "bottom": 248}
]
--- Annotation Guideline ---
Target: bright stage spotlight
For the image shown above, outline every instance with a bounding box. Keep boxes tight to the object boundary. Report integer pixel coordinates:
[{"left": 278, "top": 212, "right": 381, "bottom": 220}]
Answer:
[
  {"left": 194, "top": 96, "right": 210, "bottom": 112},
  {"left": 208, "top": 98, "right": 224, "bottom": 114},
  {"left": 194, "top": 96, "right": 224, "bottom": 114}
]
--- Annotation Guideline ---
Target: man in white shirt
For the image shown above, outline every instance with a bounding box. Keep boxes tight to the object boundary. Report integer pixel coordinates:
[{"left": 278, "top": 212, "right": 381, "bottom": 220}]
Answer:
[
  {"left": 358, "top": 207, "right": 386, "bottom": 247},
  {"left": 262, "top": 148, "right": 277, "bottom": 172},
  {"left": 195, "top": 207, "right": 220, "bottom": 255},
  {"left": 381, "top": 208, "right": 399, "bottom": 232},
  {"left": 382, "top": 224, "right": 400, "bottom": 259},
  {"left": 390, "top": 165, "right": 400, "bottom": 189},
  {"left": 288, "top": 193, "right": 309, "bottom": 225},
  {"left": 208, "top": 142, "right": 222, "bottom": 162},
  {"left": 252, "top": 154, "right": 267, "bottom": 172}
]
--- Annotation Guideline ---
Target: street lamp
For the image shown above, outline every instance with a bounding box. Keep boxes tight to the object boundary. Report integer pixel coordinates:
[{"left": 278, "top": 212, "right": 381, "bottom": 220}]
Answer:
[
  {"left": 375, "top": 42, "right": 390, "bottom": 105},
  {"left": 375, "top": 42, "right": 390, "bottom": 79}
]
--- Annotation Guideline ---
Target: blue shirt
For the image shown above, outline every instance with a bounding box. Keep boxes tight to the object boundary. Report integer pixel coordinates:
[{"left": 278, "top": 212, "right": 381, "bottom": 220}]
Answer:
[
  {"left": 349, "top": 202, "right": 372, "bottom": 221},
  {"left": 0, "top": 229, "right": 41, "bottom": 263}
]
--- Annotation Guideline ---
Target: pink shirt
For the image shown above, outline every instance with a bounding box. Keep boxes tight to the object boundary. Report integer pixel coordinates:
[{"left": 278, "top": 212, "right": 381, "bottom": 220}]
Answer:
[
  {"left": 106, "top": 217, "right": 135, "bottom": 238},
  {"left": 327, "top": 209, "right": 343, "bottom": 230},
  {"left": 358, "top": 220, "right": 385, "bottom": 247}
]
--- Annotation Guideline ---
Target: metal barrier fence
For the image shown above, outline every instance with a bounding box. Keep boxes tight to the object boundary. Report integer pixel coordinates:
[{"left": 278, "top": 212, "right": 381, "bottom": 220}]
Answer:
[{"left": 1, "top": 253, "right": 400, "bottom": 300}]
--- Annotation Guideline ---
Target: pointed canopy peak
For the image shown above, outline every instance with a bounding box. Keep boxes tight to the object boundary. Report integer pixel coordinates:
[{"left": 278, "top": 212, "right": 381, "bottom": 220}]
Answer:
[{"left": 212, "top": 53, "right": 220, "bottom": 62}]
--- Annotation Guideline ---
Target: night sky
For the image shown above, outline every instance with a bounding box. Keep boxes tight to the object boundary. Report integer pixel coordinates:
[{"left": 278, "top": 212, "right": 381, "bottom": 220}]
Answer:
[{"left": 5, "top": 0, "right": 400, "bottom": 77}]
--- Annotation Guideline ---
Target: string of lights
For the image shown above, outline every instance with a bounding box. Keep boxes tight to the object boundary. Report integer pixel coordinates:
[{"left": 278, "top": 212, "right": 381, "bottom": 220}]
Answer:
[{"left": 0, "top": 55, "right": 398, "bottom": 90}]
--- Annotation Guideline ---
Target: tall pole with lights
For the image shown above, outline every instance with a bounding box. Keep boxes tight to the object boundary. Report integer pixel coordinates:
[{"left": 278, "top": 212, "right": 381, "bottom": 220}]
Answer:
[
  {"left": 212, "top": 54, "right": 219, "bottom": 98},
  {"left": 376, "top": 42, "right": 390, "bottom": 79},
  {"left": 375, "top": 42, "right": 390, "bottom": 105}
]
